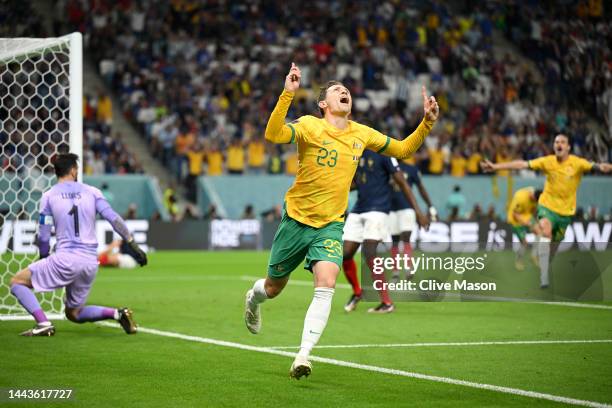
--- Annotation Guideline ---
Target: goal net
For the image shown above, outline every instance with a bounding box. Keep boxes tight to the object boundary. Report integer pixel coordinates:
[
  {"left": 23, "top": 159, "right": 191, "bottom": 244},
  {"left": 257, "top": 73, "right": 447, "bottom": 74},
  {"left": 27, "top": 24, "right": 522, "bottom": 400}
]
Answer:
[{"left": 0, "top": 33, "right": 82, "bottom": 320}]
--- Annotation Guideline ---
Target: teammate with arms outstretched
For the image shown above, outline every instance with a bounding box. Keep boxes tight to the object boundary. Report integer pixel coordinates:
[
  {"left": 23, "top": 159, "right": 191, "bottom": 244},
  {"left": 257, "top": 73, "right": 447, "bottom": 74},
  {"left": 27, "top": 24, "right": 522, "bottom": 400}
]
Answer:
[
  {"left": 507, "top": 187, "right": 542, "bottom": 270},
  {"left": 481, "top": 134, "right": 611, "bottom": 287},
  {"left": 244, "top": 63, "right": 439, "bottom": 379},
  {"left": 388, "top": 160, "right": 435, "bottom": 280},
  {"left": 10, "top": 154, "right": 147, "bottom": 336},
  {"left": 342, "top": 151, "right": 429, "bottom": 313}
]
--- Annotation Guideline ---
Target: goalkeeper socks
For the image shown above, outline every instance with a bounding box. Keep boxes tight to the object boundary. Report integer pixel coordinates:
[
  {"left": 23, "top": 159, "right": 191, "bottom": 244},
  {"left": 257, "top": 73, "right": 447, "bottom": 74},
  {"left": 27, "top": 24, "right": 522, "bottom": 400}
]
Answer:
[
  {"left": 297, "top": 287, "right": 334, "bottom": 358},
  {"left": 538, "top": 237, "right": 551, "bottom": 286},
  {"left": 342, "top": 259, "right": 362, "bottom": 296},
  {"left": 248, "top": 279, "right": 268, "bottom": 310},
  {"left": 75, "top": 306, "right": 117, "bottom": 322},
  {"left": 10, "top": 284, "right": 48, "bottom": 323}
]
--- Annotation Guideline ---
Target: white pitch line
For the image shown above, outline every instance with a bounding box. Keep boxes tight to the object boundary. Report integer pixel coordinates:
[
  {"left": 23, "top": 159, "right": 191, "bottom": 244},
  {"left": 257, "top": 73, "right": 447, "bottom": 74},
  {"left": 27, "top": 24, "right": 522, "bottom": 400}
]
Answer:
[
  {"left": 266, "top": 339, "right": 612, "bottom": 350},
  {"left": 96, "top": 322, "right": 611, "bottom": 408},
  {"left": 538, "top": 302, "right": 612, "bottom": 310}
]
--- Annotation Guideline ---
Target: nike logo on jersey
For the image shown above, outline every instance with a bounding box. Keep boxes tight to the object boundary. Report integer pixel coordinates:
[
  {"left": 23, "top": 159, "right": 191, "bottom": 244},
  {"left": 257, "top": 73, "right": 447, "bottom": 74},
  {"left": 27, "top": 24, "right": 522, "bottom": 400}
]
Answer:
[{"left": 322, "top": 140, "right": 334, "bottom": 145}]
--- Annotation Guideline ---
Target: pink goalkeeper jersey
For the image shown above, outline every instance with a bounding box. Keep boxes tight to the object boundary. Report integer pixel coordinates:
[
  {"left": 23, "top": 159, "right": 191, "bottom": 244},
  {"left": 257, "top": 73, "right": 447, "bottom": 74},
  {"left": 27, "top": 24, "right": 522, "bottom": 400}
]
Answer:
[{"left": 39, "top": 181, "right": 109, "bottom": 256}]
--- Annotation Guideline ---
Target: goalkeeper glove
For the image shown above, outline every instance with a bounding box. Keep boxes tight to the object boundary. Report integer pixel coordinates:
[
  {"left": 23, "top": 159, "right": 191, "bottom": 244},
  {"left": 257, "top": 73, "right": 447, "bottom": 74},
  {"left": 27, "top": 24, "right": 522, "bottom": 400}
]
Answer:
[
  {"left": 125, "top": 238, "right": 148, "bottom": 266},
  {"left": 428, "top": 206, "right": 438, "bottom": 222}
]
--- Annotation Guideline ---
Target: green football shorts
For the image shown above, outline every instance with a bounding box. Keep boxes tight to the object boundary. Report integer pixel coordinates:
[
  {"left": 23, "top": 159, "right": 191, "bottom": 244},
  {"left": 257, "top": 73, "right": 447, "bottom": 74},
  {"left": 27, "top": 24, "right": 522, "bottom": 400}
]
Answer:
[
  {"left": 512, "top": 225, "right": 530, "bottom": 241},
  {"left": 537, "top": 205, "right": 572, "bottom": 242},
  {"left": 267, "top": 212, "right": 344, "bottom": 279}
]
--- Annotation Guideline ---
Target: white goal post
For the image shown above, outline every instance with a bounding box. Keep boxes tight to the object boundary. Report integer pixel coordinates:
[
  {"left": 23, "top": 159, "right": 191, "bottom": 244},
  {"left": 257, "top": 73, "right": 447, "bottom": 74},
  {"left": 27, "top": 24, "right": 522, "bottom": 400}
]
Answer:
[{"left": 0, "top": 33, "right": 82, "bottom": 320}]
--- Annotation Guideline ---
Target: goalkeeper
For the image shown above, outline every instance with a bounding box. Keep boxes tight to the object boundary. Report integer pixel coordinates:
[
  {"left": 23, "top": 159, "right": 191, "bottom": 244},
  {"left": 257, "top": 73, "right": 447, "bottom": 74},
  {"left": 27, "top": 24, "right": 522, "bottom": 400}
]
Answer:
[
  {"left": 10, "top": 154, "right": 147, "bottom": 337},
  {"left": 244, "top": 63, "right": 439, "bottom": 379}
]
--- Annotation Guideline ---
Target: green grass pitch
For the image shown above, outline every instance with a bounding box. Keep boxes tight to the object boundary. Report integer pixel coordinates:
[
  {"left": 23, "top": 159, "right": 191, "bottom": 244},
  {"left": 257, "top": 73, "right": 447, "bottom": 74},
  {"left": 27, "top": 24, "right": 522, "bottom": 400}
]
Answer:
[{"left": 1, "top": 251, "right": 611, "bottom": 407}]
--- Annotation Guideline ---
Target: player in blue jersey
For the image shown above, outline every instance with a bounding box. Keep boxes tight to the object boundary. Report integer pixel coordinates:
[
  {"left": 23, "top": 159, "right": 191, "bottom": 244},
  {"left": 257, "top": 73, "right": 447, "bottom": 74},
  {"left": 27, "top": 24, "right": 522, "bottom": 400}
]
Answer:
[
  {"left": 10, "top": 153, "right": 147, "bottom": 336},
  {"left": 342, "top": 150, "right": 429, "bottom": 313},
  {"left": 388, "top": 161, "right": 435, "bottom": 280}
]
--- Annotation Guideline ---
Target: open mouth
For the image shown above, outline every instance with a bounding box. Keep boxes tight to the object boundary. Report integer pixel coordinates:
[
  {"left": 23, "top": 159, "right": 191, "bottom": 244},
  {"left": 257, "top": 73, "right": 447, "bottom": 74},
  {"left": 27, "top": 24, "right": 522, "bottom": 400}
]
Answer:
[{"left": 340, "top": 96, "right": 349, "bottom": 104}]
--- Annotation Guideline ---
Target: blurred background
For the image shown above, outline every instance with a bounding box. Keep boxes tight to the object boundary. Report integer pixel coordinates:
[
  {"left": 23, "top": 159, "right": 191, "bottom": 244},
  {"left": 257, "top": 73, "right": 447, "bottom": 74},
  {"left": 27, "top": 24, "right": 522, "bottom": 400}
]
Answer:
[{"left": 1, "top": 0, "right": 610, "bottom": 225}]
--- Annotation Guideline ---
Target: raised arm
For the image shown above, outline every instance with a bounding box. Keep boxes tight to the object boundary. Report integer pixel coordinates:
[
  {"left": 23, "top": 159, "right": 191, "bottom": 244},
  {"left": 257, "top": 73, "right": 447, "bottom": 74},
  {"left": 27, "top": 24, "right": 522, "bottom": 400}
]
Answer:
[
  {"left": 480, "top": 159, "right": 529, "bottom": 172},
  {"left": 592, "top": 162, "right": 612, "bottom": 173},
  {"left": 376, "top": 86, "right": 439, "bottom": 159},
  {"left": 264, "top": 63, "right": 301, "bottom": 144}
]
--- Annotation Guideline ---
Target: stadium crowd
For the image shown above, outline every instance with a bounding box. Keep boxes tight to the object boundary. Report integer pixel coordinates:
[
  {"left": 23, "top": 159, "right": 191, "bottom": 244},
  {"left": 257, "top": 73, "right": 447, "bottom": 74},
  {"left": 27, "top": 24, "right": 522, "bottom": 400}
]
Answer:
[
  {"left": 0, "top": 0, "right": 143, "bottom": 176},
  {"left": 56, "top": 0, "right": 610, "bottom": 184},
  {"left": 2, "top": 0, "right": 610, "bottom": 183}
]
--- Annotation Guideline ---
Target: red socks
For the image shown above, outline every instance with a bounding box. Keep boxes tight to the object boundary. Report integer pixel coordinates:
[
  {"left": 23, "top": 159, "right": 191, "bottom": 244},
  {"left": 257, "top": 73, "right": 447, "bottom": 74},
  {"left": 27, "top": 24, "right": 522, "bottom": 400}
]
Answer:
[{"left": 342, "top": 259, "right": 362, "bottom": 296}]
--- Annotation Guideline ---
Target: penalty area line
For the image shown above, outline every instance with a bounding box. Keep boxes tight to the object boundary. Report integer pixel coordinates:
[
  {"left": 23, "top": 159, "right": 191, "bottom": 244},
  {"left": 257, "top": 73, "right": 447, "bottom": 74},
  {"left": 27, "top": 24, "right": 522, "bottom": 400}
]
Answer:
[{"left": 96, "top": 321, "right": 611, "bottom": 408}]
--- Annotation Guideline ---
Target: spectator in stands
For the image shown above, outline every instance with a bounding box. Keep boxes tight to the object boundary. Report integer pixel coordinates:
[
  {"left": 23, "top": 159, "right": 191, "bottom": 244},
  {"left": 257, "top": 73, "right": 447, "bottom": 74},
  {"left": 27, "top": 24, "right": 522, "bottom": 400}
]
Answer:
[
  {"left": 428, "top": 142, "right": 445, "bottom": 175},
  {"left": 96, "top": 90, "right": 113, "bottom": 125},
  {"left": 175, "top": 127, "right": 195, "bottom": 181},
  {"left": 203, "top": 204, "right": 221, "bottom": 221},
  {"left": 485, "top": 205, "right": 499, "bottom": 223},
  {"left": 100, "top": 183, "right": 114, "bottom": 205},
  {"left": 267, "top": 145, "right": 282, "bottom": 175},
  {"left": 185, "top": 142, "right": 205, "bottom": 202},
  {"left": 205, "top": 141, "right": 223, "bottom": 176},
  {"left": 450, "top": 146, "right": 467, "bottom": 177},
  {"left": 227, "top": 138, "right": 245, "bottom": 175},
  {"left": 247, "top": 135, "right": 266, "bottom": 174},
  {"left": 446, "top": 185, "right": 466, "bottom": 219},
  {"left": 468, "top": 204, "right": 484, "bottom": 221},
  {"left": 241, "top": 204, "right": 256, "bottom": 220},
  {"left": 124, "top": 203, "right": 138, "bottom": 220},
  {"left": 261, "top": 204, "right": 283, "bottom": 222},
  {"left": 182, "top": 204, "right": 200, "bottom": 221},
  {"left": 164, "top": 185, "right": 179, "bottom": 221}
]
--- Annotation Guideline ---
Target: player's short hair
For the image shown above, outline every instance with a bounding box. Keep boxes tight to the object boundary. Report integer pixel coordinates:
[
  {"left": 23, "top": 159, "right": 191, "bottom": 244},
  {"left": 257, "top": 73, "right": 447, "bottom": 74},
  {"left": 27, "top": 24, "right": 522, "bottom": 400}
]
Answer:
[
  {"left": 555, "top": 133, "right": 572, "bottom": 146},
  {"left": 317, "top": 80, "right": 344, "bottom": 116},
  {"left": 534, "top": 189, "right": 543, "bottom": 201},
  {"left": 53, "top": 153, "right": 79, "bottom": 178}
]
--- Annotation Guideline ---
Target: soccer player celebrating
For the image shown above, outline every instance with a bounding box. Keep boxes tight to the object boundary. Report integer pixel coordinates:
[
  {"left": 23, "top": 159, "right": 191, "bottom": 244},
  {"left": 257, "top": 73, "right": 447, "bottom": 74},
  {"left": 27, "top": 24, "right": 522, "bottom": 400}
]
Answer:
[
  {"left": 507, "top": 187, "right": 542, "bottom": 270},
  {"left": 481, "top": 134, "right": 611, "bottom": 287},
  {"left": 244, "top": 63, "right": 439, "bottom": 379},
  {"left": 388, "top": 160, "right": 435, "bottom": 280},
  {"left": 342, "top": 150, "right": 429, "bottom": 313},
  {"left": 10, "top": 154, "right": 147, "bottom": 336}
]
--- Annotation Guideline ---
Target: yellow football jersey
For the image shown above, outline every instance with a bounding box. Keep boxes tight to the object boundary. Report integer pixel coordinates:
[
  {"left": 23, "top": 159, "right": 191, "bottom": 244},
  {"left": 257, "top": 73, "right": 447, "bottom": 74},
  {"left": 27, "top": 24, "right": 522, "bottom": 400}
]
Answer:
[
  {"left": 265, "top": 90, "right": 433, "bottom": 228},
  {"left": 528, "top": 155, "right": 593, "bottom": 216},
  {"left": 507, "top": 187, "right": 536, "bottom": 226}
]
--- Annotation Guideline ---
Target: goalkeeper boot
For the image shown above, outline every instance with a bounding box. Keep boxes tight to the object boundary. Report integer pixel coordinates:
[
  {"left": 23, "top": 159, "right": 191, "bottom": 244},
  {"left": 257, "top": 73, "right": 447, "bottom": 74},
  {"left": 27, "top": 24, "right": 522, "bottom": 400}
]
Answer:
[
  {"left": 20, "top": 322, "right": 55, "bottom": 337},
  {"left": 118, "top": 308, "right": 137, "bottom": 334},
  {"left": 289, "top": 355, "right": 312, "bottom": 380},
  {"left": 244, "top": 290, "right": 261, "bottom": 334}
]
